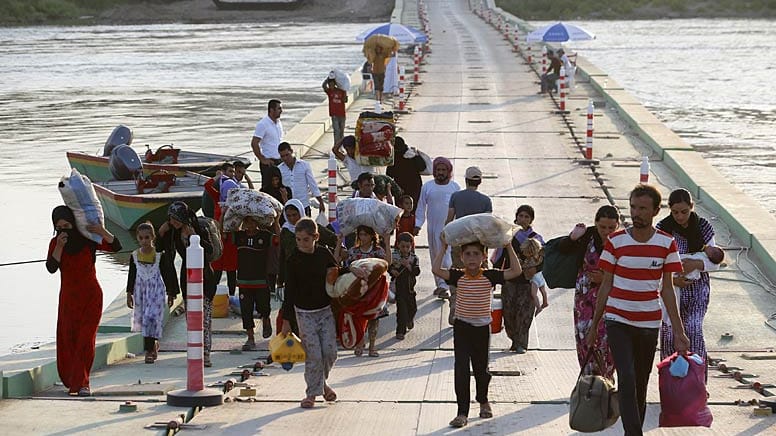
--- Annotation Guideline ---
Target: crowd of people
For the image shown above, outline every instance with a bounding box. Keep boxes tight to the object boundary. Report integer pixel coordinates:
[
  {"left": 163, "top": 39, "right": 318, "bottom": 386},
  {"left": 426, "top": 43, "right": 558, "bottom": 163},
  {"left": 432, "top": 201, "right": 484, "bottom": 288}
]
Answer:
[{"left": 46, "top": 92, "right": 721, "bottom": 434}]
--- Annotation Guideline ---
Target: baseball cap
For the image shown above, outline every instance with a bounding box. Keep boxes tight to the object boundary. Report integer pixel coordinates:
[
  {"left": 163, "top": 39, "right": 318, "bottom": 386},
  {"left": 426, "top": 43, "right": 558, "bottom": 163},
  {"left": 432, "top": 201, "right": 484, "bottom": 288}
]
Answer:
[
  {"left": 465, "top": 166, "right": 482, "bottom": 180},
  {"left": 328, "top": 71, "right": 336, "bottom": 79}
]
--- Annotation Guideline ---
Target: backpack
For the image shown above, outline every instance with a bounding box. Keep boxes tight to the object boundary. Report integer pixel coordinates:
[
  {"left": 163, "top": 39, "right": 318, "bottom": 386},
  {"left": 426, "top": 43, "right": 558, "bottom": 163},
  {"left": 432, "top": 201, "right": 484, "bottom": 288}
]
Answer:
[{"left": 197, "top": 216, "right": 223, "bottom": 262}]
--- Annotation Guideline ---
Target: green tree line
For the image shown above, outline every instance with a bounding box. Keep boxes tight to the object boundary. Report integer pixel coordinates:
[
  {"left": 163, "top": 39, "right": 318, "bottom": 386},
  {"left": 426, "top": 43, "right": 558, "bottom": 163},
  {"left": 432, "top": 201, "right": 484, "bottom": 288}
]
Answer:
[{"left": 496, "top": 0, "right": 776, "bottom": 20}]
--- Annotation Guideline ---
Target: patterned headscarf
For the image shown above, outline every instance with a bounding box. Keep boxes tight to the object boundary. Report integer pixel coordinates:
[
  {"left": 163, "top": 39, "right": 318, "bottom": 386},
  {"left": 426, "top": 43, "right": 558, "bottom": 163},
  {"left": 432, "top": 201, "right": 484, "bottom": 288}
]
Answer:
[{"left": 167, "top": 201, "right": 191, "bottom": 225}]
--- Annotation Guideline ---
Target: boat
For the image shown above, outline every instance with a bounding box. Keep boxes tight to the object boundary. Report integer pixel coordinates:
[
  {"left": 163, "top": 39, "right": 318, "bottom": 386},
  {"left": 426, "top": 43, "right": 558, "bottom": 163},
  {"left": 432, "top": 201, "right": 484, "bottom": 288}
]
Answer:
[
  {"left": 67, "top": 125, "right": 251, "bottom": 182},
  {"left": 211, "top": 0, "right": 301, "bottom": 11},
  {"left": 93, "top": 170, "right": 209, "bottom": 230}
]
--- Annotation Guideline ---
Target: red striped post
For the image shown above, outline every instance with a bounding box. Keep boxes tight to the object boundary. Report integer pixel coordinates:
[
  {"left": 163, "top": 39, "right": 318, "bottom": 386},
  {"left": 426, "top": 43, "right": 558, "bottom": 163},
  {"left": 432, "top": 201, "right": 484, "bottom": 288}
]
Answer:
[
  {"left": 328, "top": 154, "right": 337, "bottom": 222},
  {"left": 640, "top": 156, "right": 650, "bottom": 183},
  {"left": 586, "top": 101, "right": 594, "bottom": 160},
  {"left": 541, "top": 46, "right": 547, "bottom": 75},
  {"left": 497, "top": 15, "right": 502, "bottom": 32},
  {"left": 167, "top": 235, "right": 223, "bottom": 407},
  {"left": 398, "top": 67, "right": 406, "bottom": 111},
  {"left": 185, "top": 236, "right": 204, "bottom": 391},
  {"left": 504, "top": 22, "right": 510, "bottom": 40},
  {"left": 413, "top": 46, "right": 420, "bottom": 83},
  {"left": 513, "top": 27, "right": 519, "bottom": 51},
  {"left": 527, "top": 45, "right": 532, "bottom": 65},
  {"left": 488, "top": 8, "right": 492, "bottom": 24},
  {"left": 559, "top": 67, "right": 567, "bottom": 111}
]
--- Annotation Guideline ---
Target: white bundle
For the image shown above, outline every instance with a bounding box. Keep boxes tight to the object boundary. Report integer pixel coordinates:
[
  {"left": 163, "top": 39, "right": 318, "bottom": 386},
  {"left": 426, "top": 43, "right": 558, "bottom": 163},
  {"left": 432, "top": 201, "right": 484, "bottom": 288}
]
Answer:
[
  {"left": 58, "top": 168, "right": 104, "bottom": 243},
  {"left": 442, "top": 213, "right": 516, "bottom": 248},
  {"left": 335, "top": 197, "right": 401, "bottom": 236},
  {"left": 222, "top": 188, "right": 283, "bottom": 232},
  {"left": 331, "top": 69, "right": 351, "bottom": 91}
]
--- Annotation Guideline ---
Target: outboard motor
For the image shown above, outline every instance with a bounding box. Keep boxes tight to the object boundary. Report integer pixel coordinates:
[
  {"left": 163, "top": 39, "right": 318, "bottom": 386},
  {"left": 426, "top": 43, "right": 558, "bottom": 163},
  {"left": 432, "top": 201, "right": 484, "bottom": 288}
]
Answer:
[
  {"left": 109, "top": 144, "right": 143, "bottom": 180},
  {"left": 103, "top": 125, "right": 134, "bottom": 157}
]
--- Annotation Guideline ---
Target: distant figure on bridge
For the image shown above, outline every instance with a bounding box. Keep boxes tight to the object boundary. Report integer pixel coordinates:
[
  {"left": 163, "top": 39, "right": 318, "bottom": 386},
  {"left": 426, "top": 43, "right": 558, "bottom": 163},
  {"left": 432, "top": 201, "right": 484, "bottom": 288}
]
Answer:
[
  {"left": 323, "top": 72, "right": 348, "bottom": 145},
  {"left": 539, "top": 49, "right": 561, "bottom": 94},
  {"left": 47, "top": 205, "right": 121, "bottom": 396}
]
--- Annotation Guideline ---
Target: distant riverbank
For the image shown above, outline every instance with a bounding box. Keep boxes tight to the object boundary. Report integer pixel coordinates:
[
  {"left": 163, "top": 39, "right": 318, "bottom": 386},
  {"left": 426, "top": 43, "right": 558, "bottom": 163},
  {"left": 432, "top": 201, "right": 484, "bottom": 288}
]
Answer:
[
  {"left": 0, "top": 0, "right": 393, "bottom": 26},
  {"left": 496, "top": 0, "right": 776, "bottom": 20}
]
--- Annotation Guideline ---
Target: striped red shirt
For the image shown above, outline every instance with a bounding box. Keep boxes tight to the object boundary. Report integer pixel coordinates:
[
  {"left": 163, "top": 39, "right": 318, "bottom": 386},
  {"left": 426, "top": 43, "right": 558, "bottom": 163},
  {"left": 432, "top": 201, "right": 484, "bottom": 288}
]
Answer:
[
  {"left": 598, "top": 228, "right": 682, "bottom": 329},
  {"left": 446, "top": 269, "right": 505, "bottom": 322}
]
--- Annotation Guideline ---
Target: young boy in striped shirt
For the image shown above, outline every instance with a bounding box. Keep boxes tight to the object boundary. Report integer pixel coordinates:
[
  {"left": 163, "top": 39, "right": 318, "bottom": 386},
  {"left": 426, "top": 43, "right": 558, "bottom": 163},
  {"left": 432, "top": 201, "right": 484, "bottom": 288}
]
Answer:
[
  {"left": 586, "top": 184, "right": 690, "bottom": 436},
  {"left": 432, "top": 238, "right": 522, "bottom": 428}
]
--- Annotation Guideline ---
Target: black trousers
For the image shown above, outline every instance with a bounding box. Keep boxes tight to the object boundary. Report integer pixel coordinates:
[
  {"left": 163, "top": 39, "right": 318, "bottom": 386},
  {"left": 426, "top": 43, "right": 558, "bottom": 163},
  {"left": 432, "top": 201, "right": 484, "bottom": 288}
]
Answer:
[
  {"left": 606, "top": 320, "right": 658, "bottom": 436},
  {"left": 453, "top": 320, "right": 491, "bottom": 416},
  {"left": 239, "top": 287, "right": 271, "bottom": 330},
  {"left": 214, "top": 270, "right": 236, "bottom": 295},
  {"left": 395, "top": 286, "right": 417, "bottom": 335}
]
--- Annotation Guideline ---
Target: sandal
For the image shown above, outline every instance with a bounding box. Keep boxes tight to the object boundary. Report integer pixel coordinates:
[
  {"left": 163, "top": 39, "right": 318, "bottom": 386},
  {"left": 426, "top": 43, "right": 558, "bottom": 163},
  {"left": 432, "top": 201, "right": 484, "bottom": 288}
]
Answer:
[
  {"left": 77, "top": 387, "right": 91, "bottom": 397},
  {"left": 449, "top": 415, "right": 468, "bottom": 428},
  {"left": 300, "top": 396, "right": 316, "bottom": 408},
  {"left": 145, "top": 352, "right": 155, "bottom": 364},
  {"left": 323, "top": 386, "right": 337, "bottom": 402},
  {"left": 480, "top": 402, "right": 493, "bottom": 418},
  {"left": 354, "top": 346, "right": 363, "bottom": 357},
  {"left": 368, "top": 349, "right": 379, "bottom": 357}
]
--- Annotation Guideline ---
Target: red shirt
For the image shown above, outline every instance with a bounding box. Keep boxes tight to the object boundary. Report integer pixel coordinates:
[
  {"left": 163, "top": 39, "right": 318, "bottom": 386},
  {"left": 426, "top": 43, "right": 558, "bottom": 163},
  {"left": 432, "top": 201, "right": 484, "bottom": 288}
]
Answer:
[{"left": 326, "top": 88, "right": 346, "bottom": 117}]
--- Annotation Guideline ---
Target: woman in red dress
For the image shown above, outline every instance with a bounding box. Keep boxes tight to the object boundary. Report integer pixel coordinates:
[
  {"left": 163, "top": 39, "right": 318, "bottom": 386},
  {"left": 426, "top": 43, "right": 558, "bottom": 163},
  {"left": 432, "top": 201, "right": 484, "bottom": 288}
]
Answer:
[{"left": 46, "top": 206, "right": 121, "bottom": 396}]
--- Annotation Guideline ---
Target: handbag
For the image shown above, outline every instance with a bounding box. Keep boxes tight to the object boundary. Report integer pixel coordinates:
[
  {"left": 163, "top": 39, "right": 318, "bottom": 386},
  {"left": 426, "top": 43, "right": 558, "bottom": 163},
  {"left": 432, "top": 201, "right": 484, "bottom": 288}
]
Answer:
[
  {"left": 543, "top": 236, "right": 583, "bottom": 289},
  {"left": 569, "top": 349, "right": 620, "bottom": 432}
]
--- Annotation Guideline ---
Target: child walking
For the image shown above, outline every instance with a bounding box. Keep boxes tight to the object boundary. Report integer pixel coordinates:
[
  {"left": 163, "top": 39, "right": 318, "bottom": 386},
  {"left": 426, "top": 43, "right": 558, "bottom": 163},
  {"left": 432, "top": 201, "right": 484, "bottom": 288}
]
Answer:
[
  {"left": 389, "top": 232, "right": 420, "bottom": 340},
  {"left": 127, "top": 222, "right": 172, "bottom": 364},
  {"left": 433, "top": 239, "right": 522, "bottom": 428},
  {"left": 235, "top": 216, "right": 277, "bottom": 350},
  {"left": 335, "top": 225, "right": 392, "bottom": 357},
  {"left": 395, "top": 195, "right": 415, "bottom": 247},
  {"left": 281, "top": 218, "right": 365, "bottom": 408}
]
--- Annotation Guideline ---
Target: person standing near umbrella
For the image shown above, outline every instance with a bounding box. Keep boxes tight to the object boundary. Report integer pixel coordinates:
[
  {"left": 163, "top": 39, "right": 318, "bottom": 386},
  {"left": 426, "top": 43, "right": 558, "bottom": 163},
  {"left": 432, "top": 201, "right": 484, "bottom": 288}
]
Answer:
[
  {"left": 371, "top": 48, "right": 387, "bottom": 105},
  {"left": 322, "top": 71, "right": 348, "bottom": 145}
]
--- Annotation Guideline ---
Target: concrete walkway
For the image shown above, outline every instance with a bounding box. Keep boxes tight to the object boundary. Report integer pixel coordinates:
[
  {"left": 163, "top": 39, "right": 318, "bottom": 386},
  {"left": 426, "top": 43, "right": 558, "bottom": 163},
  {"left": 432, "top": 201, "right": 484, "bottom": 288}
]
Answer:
[{"left": 0, "top": 0, "right": 775, "bottom": 434}]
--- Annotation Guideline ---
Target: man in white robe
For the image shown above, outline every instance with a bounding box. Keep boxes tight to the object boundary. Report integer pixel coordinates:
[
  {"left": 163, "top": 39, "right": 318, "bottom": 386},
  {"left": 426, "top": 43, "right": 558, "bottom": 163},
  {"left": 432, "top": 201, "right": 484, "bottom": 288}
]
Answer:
[{"left": 414, "top": 157, "right": 460, "bottom": 297}]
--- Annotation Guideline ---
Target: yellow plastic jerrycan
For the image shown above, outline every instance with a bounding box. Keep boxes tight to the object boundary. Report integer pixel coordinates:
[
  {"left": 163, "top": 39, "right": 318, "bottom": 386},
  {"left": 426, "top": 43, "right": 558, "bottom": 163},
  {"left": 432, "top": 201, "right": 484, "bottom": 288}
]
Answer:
[
  {"left": 269, "top": 333, "right": 306, "bottom": 371},
  {"left": 212, "top": 284, "right": 229, "bottom": 318}
]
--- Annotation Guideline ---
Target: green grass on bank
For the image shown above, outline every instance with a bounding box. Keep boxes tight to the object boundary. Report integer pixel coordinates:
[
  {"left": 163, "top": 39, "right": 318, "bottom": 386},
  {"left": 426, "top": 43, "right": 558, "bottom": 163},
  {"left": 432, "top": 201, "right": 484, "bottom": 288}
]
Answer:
[
  {"left": 496, "top": 0, "right": 776, "bottom": 20},
  {"left": 0, "top": 0, "right": 141, "bottom": 25}
]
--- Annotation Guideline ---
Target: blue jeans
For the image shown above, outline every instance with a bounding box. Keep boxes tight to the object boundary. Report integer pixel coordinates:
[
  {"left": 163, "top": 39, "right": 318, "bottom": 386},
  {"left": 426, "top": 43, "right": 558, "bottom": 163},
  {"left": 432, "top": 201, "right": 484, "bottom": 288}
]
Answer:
[{"left": 605, "top": 320, "right": 658, "bottom": 436}]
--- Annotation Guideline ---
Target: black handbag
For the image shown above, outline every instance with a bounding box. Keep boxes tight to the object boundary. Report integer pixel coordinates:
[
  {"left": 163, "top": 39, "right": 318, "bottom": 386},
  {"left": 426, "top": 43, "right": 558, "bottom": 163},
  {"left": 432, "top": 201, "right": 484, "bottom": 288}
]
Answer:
[
  {"left": 569, "top": 349, "right": 620, "bottom": 432},
  {"left": 543, "top": 236, "right": 583, "bottom": 289}
]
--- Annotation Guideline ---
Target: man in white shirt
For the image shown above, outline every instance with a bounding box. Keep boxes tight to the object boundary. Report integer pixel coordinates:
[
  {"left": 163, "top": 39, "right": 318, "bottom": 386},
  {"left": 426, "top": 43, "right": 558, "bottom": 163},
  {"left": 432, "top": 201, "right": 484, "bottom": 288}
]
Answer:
[
  {"left": 278, "top": 142, "right": 325, "bottom": 217},
  {"left": 251, "top": 99, "right": 284, "bottom": 190}
]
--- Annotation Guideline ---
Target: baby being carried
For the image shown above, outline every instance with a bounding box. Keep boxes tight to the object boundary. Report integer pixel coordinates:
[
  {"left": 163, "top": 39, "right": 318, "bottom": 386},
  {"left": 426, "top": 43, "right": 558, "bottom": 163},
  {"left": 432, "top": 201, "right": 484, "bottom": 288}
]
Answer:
[{"left": 680, "top": 245, "right": 724, "bottom": 280}]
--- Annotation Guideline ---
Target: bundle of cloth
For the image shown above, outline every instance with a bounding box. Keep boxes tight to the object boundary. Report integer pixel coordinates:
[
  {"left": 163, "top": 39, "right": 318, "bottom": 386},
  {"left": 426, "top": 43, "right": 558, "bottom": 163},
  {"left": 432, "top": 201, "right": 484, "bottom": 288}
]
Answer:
[
  {"left": 58, "top": 168, "right": 104, "bottom": 243},
  {"left": 442, "top": 213, "right": 515, "bottom": 248},
  {"left": 222, "top": 188, "right": 283, "bottom": 232},
  {"left": 326, "top": 258, "right": 389, "bottom": 349},
  {"left": 335, "top": 197, "right": 401, "bottom": 236},
  {"left": 356, "top": 111, "right": 395, "bottom": 166}
]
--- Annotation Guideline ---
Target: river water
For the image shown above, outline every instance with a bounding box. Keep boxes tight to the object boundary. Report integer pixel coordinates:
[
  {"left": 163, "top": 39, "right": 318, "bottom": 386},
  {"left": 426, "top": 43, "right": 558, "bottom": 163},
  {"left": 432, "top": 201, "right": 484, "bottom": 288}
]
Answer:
[{"left": 0, "top": 19, "right": 774, "bottom": 356}]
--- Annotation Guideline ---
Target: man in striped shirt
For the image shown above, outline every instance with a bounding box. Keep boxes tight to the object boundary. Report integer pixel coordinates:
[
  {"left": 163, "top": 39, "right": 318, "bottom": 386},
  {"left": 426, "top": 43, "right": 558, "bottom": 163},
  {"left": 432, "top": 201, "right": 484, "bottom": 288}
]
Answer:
[
  {"left": 432, "top": 239, "right": 522, "bottom": 428},
  {"left": 587, "top": 184, "right": 690, "bottom": 436}
]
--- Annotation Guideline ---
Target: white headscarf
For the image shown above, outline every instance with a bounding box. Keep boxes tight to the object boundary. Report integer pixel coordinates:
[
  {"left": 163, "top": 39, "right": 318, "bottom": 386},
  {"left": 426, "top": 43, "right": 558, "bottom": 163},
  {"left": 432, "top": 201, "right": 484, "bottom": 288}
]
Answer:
[{"left": 281, "top": 198, "right": 305, "bottom": 233}]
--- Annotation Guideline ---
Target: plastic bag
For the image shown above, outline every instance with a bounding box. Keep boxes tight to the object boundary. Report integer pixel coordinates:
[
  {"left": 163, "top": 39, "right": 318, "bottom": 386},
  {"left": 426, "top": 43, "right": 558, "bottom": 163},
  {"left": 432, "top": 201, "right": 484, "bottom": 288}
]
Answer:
[
  {"left": 657, "top": 352, "right": 713, "bottom": 427},
  {"left": 269, "top": 333, "right": 306, "bottom": 371},
  {"left": 335, "top": 198, "right": 402, "bottom": 236},
  {"left": 58, "top": 168, "right": 104, "bottom": 243},
  {"left": 442, "top": 213, "right": 515, "bottom": 248},
  {"left": 404, "top": 147, "right": 433, "bottom": 176},
  {"left": 315, "top": 211, "right": 329, "bottom": 228},
  {"left": 222, "top": 188, "right": 283, "bottom": 232}
]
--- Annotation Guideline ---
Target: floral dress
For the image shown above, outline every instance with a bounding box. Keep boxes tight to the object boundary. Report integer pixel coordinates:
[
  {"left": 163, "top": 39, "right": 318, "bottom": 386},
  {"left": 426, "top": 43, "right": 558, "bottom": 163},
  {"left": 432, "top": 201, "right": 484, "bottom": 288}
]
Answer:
[
  {"left": 573, "top": 237, "right": 615, "bottom": 379},
  {"left": 130, "top": 249, "right": 167, "bottom": 340}
]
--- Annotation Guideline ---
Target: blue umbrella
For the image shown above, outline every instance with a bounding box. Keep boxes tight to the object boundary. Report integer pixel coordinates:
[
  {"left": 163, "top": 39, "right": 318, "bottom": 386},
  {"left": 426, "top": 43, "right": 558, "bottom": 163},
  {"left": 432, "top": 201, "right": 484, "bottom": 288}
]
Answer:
[
  {"left": 526, "top": 22, "right": 595, "bottom": 43},
  {"left": 356, "top": 23, "right": 428, "bottom": 44}
]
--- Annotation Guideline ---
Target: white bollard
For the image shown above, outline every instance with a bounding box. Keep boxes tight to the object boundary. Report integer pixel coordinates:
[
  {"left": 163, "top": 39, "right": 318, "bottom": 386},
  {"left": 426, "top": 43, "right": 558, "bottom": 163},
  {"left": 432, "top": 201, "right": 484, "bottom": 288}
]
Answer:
[
  {"left": 328, "top": 154, "right": 337, "bottom": 222},
  {"left": 640, "top": 156, "right": 650, "bottom": 183},
  {"left": 586, "top": 101, "right": 594, "bottom": 160},
  {"left": 559, "top": 67, "right": 567, "bottom": 111},
  {"left": 541, "top": 46, "right": 547, "bottom": 75}
]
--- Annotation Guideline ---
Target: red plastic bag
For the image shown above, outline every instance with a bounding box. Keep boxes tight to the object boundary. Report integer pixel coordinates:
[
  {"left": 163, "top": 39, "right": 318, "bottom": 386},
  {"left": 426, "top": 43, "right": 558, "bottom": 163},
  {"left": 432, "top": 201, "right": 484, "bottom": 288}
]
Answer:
[{"left": 657, "top": 352, "right": 713, "bottom": 427}]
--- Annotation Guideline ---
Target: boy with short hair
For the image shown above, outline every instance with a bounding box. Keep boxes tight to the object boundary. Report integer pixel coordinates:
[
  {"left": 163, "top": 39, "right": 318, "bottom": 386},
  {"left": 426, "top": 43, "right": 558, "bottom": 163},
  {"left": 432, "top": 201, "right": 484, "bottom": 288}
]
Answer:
[
  {"left": 234, "top": 216, "right": 277, "bottom": 350},
  {"left": 395, "top": 195, "right": 415, "bottom": 243},
  {"left": 432, "top": 238, "right": 522, "bottom": 428},
  {"left": 390, "top": 232, "right": 420, "bottom": 340}
]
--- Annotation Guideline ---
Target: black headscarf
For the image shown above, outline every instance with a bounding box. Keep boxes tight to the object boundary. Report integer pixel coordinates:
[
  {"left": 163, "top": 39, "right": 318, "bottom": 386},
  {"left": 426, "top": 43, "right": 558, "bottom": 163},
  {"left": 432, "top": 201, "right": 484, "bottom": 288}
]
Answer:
[
  {"left": 260, "top": 166, "right": 290, "bottom": 205},
  {"left": 658, "top": 211, "right": 703, "bottom": 253},
  {"left": 51, "top": 205, "right": 89, "bottom": 254}
]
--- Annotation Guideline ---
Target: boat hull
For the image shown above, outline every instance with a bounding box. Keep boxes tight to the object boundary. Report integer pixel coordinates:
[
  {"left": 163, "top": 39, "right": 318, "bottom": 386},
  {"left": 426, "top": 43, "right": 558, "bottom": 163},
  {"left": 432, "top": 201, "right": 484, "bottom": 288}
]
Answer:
[
  {"left": 93, "top": 173, "right": 207, "bottom": 230},
  {"left": 212, "top": 0, "right": 300, "bottom": 10}
]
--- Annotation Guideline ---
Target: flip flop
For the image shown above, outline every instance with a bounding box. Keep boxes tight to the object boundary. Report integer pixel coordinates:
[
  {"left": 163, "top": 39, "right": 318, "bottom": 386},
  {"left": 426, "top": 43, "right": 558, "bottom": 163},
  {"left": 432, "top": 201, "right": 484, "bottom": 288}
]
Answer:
[
  {"left": 300, "top": 397, "right": 316, "bottom": 408},
  {"left": 77, "top": 387, "right": 91, "bottom": 397},
  {"left": 323, "top": 386, "right": 337, "bottom": 402}
]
